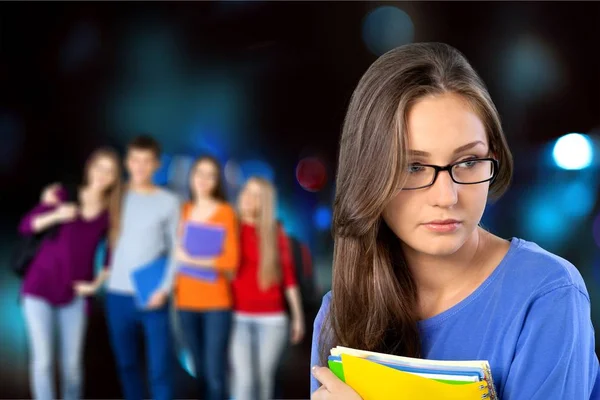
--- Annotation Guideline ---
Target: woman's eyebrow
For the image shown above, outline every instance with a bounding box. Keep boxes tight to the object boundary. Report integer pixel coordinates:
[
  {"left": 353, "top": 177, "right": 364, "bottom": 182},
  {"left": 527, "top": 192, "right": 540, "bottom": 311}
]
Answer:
[{"left": 408, "top": 141, "right": 486, "bottom": 157}]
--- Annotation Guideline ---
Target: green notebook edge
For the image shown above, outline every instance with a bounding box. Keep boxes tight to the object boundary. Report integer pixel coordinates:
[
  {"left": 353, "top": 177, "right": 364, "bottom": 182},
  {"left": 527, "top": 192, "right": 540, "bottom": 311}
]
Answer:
[{"left": 328, "top": 360, "right": 346, "bottom": 382}]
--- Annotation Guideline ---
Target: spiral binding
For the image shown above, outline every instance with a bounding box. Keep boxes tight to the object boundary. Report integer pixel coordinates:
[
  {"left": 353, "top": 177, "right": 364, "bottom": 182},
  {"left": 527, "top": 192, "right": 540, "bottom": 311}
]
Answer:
[
  {"left": 478, "top": 381, "right": 489, "bottom": 399},
  {"left": 481, "top": 363, "right": 498, "bottom": 400}
]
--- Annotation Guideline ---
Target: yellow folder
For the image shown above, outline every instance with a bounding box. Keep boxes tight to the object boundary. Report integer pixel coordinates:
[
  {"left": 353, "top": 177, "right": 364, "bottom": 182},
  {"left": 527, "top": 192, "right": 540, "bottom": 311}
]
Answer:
[{"left": 342, "top": 354, "right": 490, "bottom": 400}]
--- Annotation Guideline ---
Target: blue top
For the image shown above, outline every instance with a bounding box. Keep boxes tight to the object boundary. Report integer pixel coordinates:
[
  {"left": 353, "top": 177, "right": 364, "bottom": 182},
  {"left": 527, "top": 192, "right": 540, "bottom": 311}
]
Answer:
[{"left": 310, "top": 238, "right": 600, "bottom": 399}]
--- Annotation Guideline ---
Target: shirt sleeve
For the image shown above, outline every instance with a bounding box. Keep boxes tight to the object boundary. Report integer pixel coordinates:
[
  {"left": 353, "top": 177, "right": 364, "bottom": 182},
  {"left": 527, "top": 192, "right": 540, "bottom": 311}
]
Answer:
[
  {"left": 158, "top": 196, "right": 182, "bottom": 293},
  {"left": 19, "top": 183, "right": 70, "bottom": 235},
  {"left": 214, "top": 205, "right": 240, "bottom": 273},
  {"left": 502, "top": 284, "right": 599, "bottom": 399},
  {"left": 310, "top": 292, "right": 332, "bottom": 394},
  {"left": 18, "top": 203, "right": 57, "bottom": 235},
  {"left": 278, "top": 228, "right": 297, "bottom": 289}
]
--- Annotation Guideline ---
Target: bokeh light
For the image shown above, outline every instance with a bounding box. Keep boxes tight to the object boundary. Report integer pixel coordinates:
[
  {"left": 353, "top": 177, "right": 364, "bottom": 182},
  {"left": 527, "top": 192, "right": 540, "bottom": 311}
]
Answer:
[
  {"left": 224, "top": 160, "right": 243, "bottom": 187},
  {"left": 521, "top": 193, "right": 566, "bottom": 249},
  {"left": 560, "top": 180, "right": 596, "bottom": 218},
  {"left": 153, "top": 154, "right": 173, "bottom": 186},
  {"left": 296, "top": 157, "right": 327, "bottom": 192},
  {"left": 313, "top": 206, "right": 332, "bottom": 231},
  {"left": 552, "top": 133, "right": 593, "bottom": 170},
  {"left": 502, "top": 35, "right": 563, "bottom": 103},
  {"left": 179, "top": 350, "right": 195, "bottom": 377},
  {"left": 168, "top": 154, "right": 195, "bottom": 200},
  {"left": 240, "top": 159, "right": 275, "bottom": 183},
  {"left": 362, "top": 6, "right": 414, "bottom": 56}
]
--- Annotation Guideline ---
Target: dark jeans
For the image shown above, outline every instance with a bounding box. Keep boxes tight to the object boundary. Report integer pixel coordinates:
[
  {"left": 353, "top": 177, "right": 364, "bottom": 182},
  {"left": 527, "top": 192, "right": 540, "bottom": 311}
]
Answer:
[
  {"left": 178, "top": 310, "right": 232, "bottom": 400},
  {"left": 105, "top": 293, "right": 173, "bottom": 400}
]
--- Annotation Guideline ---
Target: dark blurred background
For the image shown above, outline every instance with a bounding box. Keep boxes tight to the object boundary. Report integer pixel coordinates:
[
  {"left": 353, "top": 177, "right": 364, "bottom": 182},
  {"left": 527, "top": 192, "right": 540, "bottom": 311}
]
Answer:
[{"left": 1, "top": 2, "right": 599, "bottom": 399}]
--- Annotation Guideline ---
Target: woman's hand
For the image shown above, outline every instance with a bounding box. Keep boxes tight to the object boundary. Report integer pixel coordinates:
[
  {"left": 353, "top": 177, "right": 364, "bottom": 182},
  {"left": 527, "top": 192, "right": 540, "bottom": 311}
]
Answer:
[
  {"left": 41, "top": 183, "right": 61, "bottom": 205},
  {"left": 54, "top": 203, "right": 78, "bottom": 223},
  {"left": 147, "top": 289, "right": 168, "bottom": 309},
  {"left": 290, "top": 315, "right": 305, "bottom": 344},
  {"left": 73, "top": 281, "right": 99, "bottom": 296},
  {"left": 311, "top": 366, "right": 362, "bottom": 400},
  {"left": 175, "top": 244, "right": 192, "bottom": 264}
]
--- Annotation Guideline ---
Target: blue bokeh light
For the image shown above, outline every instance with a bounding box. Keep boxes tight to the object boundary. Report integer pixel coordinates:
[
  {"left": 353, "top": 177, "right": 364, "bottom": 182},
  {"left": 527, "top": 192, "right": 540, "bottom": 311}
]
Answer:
[
  {"left": 521, "top": 197, "right": 565, "bottom": 249},
  {"left": 502, "top": 36, "right": 562, "bottom": 103},
  {"left": 560, "top": 180, "right": 596, "bottom": 218},
  {"left": 179, "top": 349, "right": 195, "bottom": 377},
  {"left": 239, "top": 159, "right": 275, "bottom": 183},
  {"left": 153, "top": 154, "right": 173, "bottom": 186},
  {"left": 313, "top": 206, "right": 332, "bottom": 231},
  {"left": 362, "top": 6, "right": 414, "bottom": 56}
]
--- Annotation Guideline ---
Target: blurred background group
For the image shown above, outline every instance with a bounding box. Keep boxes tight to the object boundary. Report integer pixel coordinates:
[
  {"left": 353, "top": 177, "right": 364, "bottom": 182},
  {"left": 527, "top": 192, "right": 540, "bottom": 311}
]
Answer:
[{"left": 1, "top": 2, "right": 599, "bottom": 399}]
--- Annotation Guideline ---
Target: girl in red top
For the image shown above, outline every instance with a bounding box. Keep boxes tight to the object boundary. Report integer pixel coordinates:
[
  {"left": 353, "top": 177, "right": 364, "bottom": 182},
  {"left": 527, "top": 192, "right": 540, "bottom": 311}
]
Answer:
[{"left": 230, "top": 176, "right": 306, "bottom": 400}]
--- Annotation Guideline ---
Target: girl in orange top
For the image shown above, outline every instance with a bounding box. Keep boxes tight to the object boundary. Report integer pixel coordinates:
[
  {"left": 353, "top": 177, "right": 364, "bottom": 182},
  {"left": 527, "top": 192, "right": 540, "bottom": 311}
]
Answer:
[{"left": 173, "top": 155, "right": 239, "bottom": 400}]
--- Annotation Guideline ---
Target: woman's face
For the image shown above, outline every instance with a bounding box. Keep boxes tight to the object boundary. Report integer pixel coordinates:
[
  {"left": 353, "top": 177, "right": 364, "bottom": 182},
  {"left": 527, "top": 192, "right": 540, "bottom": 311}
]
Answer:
[
  {"left": 88, "top": 155, "right": 118, "bottom": 191},
  {"left": 382, "top": 92, "right": 491, "bottom": 257},
  {"left": 239, "top": 180, "right": 262, "bottom": 219},
  {"left": 191, "top": 159, "right": 219, "bottom": 199}
]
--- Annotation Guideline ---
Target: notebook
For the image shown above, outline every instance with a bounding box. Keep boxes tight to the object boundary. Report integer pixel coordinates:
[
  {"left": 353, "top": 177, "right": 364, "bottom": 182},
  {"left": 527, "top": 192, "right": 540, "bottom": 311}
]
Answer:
[
  {"left": 178, "top": 223, "right": 226, "bottom": 282},
  {"left": 130, "top": 257, "right": 168, "bottom": 308},
  {"left": 328, "top": 346, "right": 497, "bottom": 400},
  {"left": 183, "top": 223, "right": 225, "bottom": 257}
]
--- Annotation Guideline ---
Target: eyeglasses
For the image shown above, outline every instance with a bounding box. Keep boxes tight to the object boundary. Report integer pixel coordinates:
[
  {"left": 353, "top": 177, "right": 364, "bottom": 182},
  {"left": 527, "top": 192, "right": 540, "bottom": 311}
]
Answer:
[{"left": 401, "top": 158, "right": 499, "bottom": 190}]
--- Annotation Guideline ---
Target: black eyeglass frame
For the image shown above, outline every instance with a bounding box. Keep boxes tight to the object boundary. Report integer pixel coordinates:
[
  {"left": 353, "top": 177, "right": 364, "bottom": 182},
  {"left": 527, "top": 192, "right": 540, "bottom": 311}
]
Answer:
[{"left": 401, "top": 157, "right": 500, "bottom": 191}]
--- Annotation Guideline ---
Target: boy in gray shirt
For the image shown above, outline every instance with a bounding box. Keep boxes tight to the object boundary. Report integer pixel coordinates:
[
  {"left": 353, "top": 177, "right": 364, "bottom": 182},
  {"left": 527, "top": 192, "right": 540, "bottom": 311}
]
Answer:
[{"left": 104, "top": 135, "right": 180, "bottom": 400}]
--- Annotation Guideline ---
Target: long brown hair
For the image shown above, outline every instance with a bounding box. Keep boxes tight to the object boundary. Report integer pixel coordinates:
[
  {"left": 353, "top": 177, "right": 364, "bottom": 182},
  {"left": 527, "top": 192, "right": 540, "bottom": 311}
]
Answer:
[
  {"left": 189, "top": 155, "right": 227, "bottom": 202},
  {"left": 83, "top": 147, "right": 123, "bottom": 249},
  {"left": 240, "top": 177, "right": 281, "bottom": 290},
  {"left": 320, "top": 43, "right": 513, "bottom": 364}
]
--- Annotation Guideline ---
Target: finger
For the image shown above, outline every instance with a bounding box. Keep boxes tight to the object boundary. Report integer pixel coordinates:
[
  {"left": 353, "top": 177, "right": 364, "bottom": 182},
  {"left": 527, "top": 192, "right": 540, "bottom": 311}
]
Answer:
[
  {"left": 312, "top": 366, "right": 341, "bottom": 392},
  {"left": 311, "top": 385, "right": 330, "bottom": 400}
]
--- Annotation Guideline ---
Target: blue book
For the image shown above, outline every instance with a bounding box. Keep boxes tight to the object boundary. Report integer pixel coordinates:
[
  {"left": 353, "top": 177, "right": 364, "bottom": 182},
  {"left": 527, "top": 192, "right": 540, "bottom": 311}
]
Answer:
[
  {"left": 183, "top": 223, "right": 225, "bottom": 257},
  {"left": 131, "top": 257, "right": 168, "bottom": 308},
  {"left": 178, "top": 223, "right": 225, "bottom": 282}
]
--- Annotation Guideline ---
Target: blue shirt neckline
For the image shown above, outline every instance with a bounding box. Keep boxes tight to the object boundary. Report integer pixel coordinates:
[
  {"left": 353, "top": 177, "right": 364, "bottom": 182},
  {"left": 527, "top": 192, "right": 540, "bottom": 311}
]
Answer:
[{"left": 417, "top": 237, "right": 523, "bottom": 331}]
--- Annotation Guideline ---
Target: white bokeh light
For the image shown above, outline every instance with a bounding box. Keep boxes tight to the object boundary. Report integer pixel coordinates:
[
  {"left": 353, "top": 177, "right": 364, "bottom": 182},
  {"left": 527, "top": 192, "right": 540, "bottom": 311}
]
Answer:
[{"left": 552, "top": 133, "right": 593, "bottom": 170}]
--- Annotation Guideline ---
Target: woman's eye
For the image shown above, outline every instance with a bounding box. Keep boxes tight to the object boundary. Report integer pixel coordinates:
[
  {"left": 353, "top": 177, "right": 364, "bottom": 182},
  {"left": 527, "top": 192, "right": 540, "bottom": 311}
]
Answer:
[
  {"left": 456, "top": 159, "right": 479, "bottom": 169},
  {"left": 408, "top": 164, "right": 425, "bottom": 173}
]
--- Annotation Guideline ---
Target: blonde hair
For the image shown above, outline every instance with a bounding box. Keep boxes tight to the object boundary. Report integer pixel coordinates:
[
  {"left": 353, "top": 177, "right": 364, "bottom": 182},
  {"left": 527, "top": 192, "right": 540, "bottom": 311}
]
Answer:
[
  {"left": 84, "top": 147, "right": 123, "bottom": 249},
  {"left": 240, "top": 177, "right": 281, "bottom": 290}
]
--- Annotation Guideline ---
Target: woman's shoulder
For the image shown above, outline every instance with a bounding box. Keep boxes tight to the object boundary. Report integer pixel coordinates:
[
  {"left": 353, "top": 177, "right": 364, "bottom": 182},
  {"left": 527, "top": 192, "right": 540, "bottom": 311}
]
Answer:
[
  {"left": 314, "top": 291, "right": 333, "bottom": 326},
  {"left": 214, "top": 202, "right": 237, "bottom": 222},
  {"left": 504, "top": 237, "right": 589, "bottom": 300}
]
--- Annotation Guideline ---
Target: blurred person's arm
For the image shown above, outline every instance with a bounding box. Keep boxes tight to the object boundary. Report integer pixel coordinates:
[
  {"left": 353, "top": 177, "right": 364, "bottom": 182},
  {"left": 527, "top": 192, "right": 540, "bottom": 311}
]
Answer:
[
  {"left": 19, "top": 202, "right": 77, "bottom": 235},
  {"left": 157, "top": 195, "right": 182, "bottom": 294},
  {"left": 280, "top": 229, "right": 305, "bottom": 344},
  {"left": 19, "top": 183, "right": 75, "bottom": 235},
  {"left": 285, "top": 286, "right": 305, "bottom": 344}
]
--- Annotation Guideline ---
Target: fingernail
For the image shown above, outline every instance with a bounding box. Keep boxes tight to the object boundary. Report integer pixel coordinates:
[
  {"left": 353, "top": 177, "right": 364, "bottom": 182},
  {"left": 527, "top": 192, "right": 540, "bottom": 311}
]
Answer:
[{"left": 311, "top": 366, "right": 317, "bottom": 373}]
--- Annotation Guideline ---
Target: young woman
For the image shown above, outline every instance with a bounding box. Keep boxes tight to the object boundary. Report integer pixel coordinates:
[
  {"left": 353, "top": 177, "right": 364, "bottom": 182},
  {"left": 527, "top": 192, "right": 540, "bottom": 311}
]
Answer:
[
  {"left": 173, "top": 155, "right": 240, "bottom": 400},
  {"left": 18, "top": 147, "right": 122, "bottom": 400},
  {"left": 310, "top": 43, "right": 600, "bottom": 400},
  {"left": 230, "top": 177, "right": 306, "bottom": 400}
]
